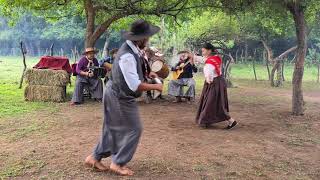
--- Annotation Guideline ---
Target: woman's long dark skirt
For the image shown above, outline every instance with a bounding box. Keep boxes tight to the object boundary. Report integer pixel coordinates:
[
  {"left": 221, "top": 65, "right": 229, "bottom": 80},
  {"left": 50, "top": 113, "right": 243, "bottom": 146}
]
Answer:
[{"left": 196, "top": 76, "right": 231, "bottom": 126}]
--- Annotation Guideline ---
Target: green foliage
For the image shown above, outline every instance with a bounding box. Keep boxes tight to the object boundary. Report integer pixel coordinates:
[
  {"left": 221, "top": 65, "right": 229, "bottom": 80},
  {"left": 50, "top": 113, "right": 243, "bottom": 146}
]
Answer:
[
  {"left": 187, "top": 11, "right": 240, "bottom": 45},
  {"left": 306, "top": 48, "right": 319, "bottom": 65},
  {"left": 41, "top": 16, "right": 85, "bottom": 41}
]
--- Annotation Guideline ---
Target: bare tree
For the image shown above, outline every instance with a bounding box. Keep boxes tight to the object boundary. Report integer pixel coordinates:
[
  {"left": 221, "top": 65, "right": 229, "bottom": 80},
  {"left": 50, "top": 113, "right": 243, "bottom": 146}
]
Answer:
[{"left": 262, "top": 40, "right": 297, "bottom": 87}]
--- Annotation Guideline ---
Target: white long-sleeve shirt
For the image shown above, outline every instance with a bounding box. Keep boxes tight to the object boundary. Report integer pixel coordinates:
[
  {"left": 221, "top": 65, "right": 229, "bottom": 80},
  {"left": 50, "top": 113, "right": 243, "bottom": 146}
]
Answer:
[
  {"left": 203, "top": 63, "right": 219, "bottom": 84},
  {"left": 118, "top": 40, "right": 143, "bottom": 91}
]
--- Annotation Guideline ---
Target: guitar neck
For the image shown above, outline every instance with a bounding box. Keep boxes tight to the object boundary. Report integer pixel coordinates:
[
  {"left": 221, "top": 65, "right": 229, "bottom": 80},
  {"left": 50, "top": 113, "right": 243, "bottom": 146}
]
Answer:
[{"left": 181, "top": 60, "right": 191, "bottom": 68}]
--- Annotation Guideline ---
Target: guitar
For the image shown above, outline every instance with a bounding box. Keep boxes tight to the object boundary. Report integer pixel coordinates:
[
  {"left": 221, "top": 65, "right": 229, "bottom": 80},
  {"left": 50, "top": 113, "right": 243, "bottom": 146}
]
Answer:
[{"left": 171, "top": 61, "right": 191, "bottom": 80}]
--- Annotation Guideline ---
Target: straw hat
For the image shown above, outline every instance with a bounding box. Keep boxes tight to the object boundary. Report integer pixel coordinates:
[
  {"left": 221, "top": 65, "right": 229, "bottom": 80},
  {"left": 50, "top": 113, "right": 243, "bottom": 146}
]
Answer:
[{"left": 82, "top": 47, "right": 99, "bottom": 55}]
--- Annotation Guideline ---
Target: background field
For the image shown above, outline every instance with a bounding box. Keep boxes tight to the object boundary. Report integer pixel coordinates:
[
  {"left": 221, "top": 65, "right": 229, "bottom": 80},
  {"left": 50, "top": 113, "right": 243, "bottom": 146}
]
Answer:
[{"left": 1, "top": 56, "right": 319, "bottom": 118}]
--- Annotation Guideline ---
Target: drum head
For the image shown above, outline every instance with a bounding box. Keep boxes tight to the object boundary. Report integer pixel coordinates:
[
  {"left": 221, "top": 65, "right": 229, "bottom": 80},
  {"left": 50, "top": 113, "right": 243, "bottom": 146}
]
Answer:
[
  {"left": 153, "top": 90, "right": 161, "bottom": 100},
  {"left": 151, "top": 60, "right": 164, "bottom": 72}
]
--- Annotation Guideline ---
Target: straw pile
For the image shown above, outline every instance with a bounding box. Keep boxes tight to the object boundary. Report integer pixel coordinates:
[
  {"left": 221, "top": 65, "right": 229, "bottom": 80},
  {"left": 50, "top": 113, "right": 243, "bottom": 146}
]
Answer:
[
  {"left": 24, "top": 68, "right": 70, "bottom": 102},
  {"left": 25, "top": 85, "right": 66, "bottom": 102},
  {"left": 25, "top": 68, "right": 69, "bottom": 86}
]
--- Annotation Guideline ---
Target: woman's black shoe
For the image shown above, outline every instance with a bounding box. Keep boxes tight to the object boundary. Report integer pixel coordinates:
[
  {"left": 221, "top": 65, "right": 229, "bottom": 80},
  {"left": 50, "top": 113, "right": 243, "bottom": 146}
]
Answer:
[{"left": 226, "top": 121, "right": 238, "bottom": 130}]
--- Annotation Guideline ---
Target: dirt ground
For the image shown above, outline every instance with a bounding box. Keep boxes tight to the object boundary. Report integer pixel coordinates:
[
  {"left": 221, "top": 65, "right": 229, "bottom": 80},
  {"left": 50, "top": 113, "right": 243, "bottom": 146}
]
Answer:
[{"left": 1, "top": 82, "right": 320, "bottom": 180}]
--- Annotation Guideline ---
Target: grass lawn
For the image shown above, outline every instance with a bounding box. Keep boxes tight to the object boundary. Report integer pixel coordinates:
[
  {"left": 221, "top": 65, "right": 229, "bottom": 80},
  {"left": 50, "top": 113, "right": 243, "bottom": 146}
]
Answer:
[
  {"left": 230, "top": 62, "right": 320, "bottom": 82},
  {"left": 0, "top": 56, "right": 64, "bottom": 118}
]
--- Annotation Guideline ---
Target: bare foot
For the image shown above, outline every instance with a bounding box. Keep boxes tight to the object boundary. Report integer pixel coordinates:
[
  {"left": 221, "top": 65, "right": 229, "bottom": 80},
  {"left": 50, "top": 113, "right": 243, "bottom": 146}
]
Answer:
[
  {"left": 84, "top": 155, "right": 108, "bottom": 171},
  {"left": 122, "top": 166, "right": 134, "bottom": 175},
  {"left": 110, "top": 163, "right": 134, "bottom": 176}
]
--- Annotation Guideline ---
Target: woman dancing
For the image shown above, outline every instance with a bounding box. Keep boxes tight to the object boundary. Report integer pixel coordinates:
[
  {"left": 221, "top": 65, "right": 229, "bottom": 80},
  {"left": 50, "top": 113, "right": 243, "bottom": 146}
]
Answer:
[{"left": 196, "top": 43, "right": 237, "bottom": 129}]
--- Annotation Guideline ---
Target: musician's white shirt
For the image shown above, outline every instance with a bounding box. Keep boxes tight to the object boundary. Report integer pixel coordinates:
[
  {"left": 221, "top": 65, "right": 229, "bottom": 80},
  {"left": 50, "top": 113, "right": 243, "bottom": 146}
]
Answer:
[
  {"left": 118, "top": 40, "right": 142, "bottom": 91},
  {"left": 203, "top": 63, "right": 219, "bottom": 83}
]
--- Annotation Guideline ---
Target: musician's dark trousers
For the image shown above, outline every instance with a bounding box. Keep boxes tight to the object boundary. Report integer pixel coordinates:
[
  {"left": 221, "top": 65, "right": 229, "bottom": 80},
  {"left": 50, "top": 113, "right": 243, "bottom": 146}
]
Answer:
[{"left": 71, "top": 75, "right": 103, "bottom": 104}]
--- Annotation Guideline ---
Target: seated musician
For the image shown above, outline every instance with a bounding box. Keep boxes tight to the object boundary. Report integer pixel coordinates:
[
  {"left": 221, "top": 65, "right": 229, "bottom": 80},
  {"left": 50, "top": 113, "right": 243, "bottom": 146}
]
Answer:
[
  {"left": 100, "top": 48, "right": 118, "bottom": 70},
  {"left": 71, "top": 47, "right": 103, "bottom": 105},
  {"left": 100, "top": 48, "right": 118, "bottom": 82},
  {"left": 168, "top": 51, "right": 197, "bottom": 103}
]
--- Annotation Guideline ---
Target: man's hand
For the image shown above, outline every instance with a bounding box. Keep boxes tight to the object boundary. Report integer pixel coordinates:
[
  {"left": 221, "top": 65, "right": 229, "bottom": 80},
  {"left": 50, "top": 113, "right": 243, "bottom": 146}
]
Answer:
[
  {"left": 154, "top": 84, "right": 163, "bottom": 92},
  {"left": 88, "top": 72, "right": 94, "bottom": 78},
  {"left": 176, "top": 66, "right": 182, "bottom": 70},
  {"left": 149, "top": 71, "right": 158, "bottom": 78}
]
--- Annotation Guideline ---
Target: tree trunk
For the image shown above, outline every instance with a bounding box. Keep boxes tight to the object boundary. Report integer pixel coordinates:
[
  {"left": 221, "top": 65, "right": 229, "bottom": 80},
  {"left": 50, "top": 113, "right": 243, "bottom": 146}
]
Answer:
[
  {"left": 50, "top": 43, "right": 54, "bottom": 56},
  {"left": 84, "top": 0, "right": 95, "bottom": 48},
  {"left": 37, "top": 41, "right": 41, "bottom": 56},
  {"left": 270, "top": 62, "right": 279, "bottom": 87},
  {"left": 262, "top": 40, "right": 273, "bottom": 81},
  {"left": 225, "top": 53, "right": 234, "bottom": 88},
  {"left": 240, "top": 48, "right": 244, "bottom": 63},
  {"left": 262, "top": 39, "right": 297, "bottom": 86},
  {"left": 253, "top": 49, "right": 257, "bottom": 81},
  {"left": 245, "top": 43, "right": 248, "bottom": 63},
  {"left": 288, "top": 3, "right": 307, "bottom": 116},
  {"left": 235, "top": 49, "right": 239, "bottom": 63},
  {"left": 282, "top": 59, "right": 286, "bottom": 81},
  {"left": 102, "top": 33, "right": 109, "bottom": 57},
  {"left": 276, "top": 60, "right": 283, "bottom": 87},
  {"left": 263, "top": 50, "right": 271, "bottom": 80}
]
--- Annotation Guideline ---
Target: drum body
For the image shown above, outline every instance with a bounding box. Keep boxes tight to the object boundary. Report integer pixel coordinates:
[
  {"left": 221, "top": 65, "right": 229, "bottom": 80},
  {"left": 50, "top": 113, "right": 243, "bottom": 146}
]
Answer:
[{"left": 151, "top": 60, "right": 169, "bottom": 79}]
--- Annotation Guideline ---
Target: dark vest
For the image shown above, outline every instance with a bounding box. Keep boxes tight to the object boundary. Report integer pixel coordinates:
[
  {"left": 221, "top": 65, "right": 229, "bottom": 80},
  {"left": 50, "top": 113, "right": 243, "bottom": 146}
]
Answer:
[{"left": 110, "top": 42, "right": 144, "bottom": 99}]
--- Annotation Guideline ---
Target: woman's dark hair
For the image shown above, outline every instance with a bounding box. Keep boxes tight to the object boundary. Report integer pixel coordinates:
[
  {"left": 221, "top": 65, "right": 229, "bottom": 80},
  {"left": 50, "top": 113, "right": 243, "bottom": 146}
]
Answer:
[{"left": 202, "top": 43, "right": 218, "bottom": 55}]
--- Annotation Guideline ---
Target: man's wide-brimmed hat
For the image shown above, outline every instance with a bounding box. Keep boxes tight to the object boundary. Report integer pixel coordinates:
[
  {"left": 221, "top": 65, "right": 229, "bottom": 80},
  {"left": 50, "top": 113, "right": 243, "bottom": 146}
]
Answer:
[
  {"left": 82, "top": 47, "right": 99, "bottom": 55},
  {"left": 122, "top": 19, "right": 160, "bottom": 41}
]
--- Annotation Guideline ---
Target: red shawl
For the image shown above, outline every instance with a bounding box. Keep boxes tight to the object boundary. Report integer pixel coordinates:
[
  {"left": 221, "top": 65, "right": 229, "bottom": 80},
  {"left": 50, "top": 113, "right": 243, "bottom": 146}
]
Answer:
[{"left": 205, "top": 55, "right": 222, "bottom": 76}]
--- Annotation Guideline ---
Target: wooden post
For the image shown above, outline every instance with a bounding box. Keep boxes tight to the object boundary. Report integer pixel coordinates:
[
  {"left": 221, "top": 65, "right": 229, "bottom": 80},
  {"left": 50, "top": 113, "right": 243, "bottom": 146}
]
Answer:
[
  {"left": 60, "top": 48, "right": 64, "bottom": 56},
  {"left": 241, "top": 48, "right": 244, "bottom": 63},
  {"left": 19, "top": 41, "right": 27, "bottom": 89},
  {"left": 50, "top": 43, "right": 54, "bottom": 56},
  {"left": 245, "top": 43, "right": 248, "bottom": 63},
  {"left": 317, "top": 63, "right": 320, "bottom": 83},
  {"left": 235, "top": 49, "right": 239, "bottom": 63}
]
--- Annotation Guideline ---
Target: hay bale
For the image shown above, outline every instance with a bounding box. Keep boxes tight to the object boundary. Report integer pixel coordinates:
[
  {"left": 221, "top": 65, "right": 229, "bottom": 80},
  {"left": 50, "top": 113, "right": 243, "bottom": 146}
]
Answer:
[
  {"left": 25, "top": 68, "right": 70, "bottom": 86},
  {"left": 24, "top": 85, "right": 67, "bottom": 102}
]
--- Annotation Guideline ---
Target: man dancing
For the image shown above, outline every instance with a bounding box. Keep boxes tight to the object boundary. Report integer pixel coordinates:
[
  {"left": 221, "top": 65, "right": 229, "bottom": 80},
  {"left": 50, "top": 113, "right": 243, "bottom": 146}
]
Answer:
[{"left": 85, "top": 20, "right": 162, "bottom": 176}]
